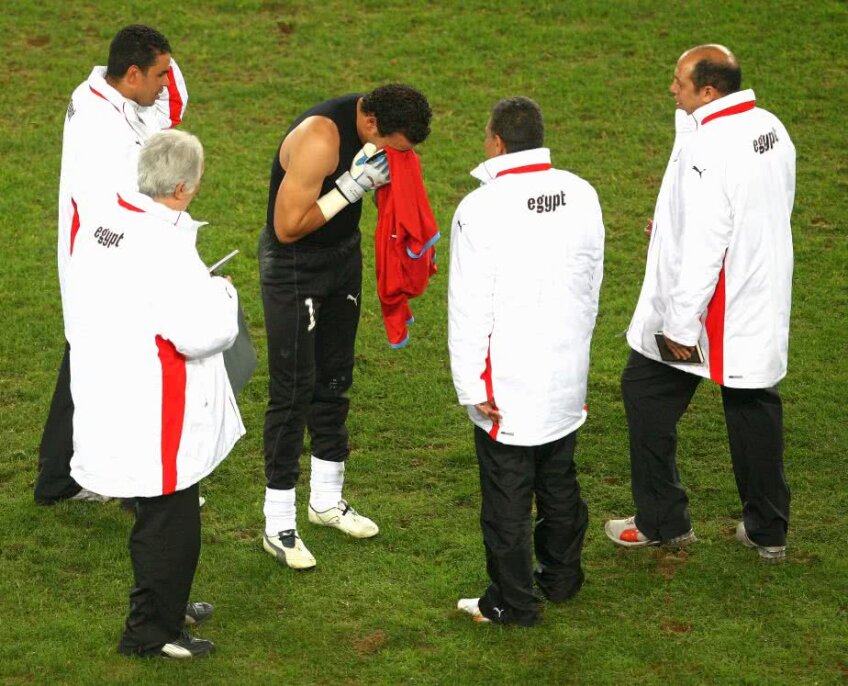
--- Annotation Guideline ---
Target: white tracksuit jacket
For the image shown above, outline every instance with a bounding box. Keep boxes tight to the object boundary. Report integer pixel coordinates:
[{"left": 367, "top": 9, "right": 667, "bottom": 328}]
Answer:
[
  {"left": 65, "top": 191, "right": 244, "bottom": 498},
  {"left": 449, "top": 148, "right": 605, "bottom": 446},
  {"left": 627, "top": 89, "right": 796, "bottom": 388},
  {"left": 58, "top": 63, "right": 188, "bottom": 304}
]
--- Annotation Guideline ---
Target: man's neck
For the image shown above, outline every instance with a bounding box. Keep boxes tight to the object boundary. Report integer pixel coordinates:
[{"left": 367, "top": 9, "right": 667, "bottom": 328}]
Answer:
[
  {"left": 104, "top": 75, "right": 136, "bottom": 103},
  {"left": 153, "top": 196, "right": 186, "bottom": 212}
]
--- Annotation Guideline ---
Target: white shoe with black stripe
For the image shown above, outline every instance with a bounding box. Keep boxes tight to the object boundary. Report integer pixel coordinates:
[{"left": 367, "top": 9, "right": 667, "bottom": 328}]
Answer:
[
  {"left": 308, "top": 499, "right": 379, "bottom": 538},
  {"left": 263, "top": 529, "right": 316, "bottom": 569}
]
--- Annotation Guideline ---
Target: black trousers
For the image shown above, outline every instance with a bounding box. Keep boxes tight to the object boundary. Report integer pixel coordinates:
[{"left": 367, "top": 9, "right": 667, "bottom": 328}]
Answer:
[
  {"left": 34, "top": 342, "right": 81, "bottom": 504},
  {"left": 259, "top": 230, "right": 362, "bottom": 490},
  {"left": 622, "top": 350, "right": 790, "bottom": 546},
  {"left": 474, "top": 427, "right": 588, "bottom": 626},
  {"left": 118, "top": 482, "right": 201, "bottom": 656}
]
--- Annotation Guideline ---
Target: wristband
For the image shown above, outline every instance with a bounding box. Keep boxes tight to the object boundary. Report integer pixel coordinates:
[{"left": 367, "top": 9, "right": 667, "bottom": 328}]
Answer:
[{"left": 316, "top": 188, "right": 350, "bottom": 221}]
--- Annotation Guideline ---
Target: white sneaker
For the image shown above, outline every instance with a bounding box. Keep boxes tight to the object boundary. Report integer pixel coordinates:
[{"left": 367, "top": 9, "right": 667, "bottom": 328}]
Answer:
[
  {"left": 308, "top": 499, "right": 379, "bottom": 538},
  {"left": 604, "top": 515, "right": 696, "bottom": 548},
  {"left": 736, "top": 521, "right": 786, "bottom": 562},
  {"left": 456, "top": 598, "right": 490, "bottom": 623},
  {"left": 263, "top": 530, "right": 316, "bottom": 569},
  {"left": 70, "top": 488, "right": 111, "bottom": 503}
]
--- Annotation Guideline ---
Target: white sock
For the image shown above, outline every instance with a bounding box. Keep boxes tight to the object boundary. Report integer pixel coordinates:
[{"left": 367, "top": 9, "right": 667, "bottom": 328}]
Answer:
[
  {"left": 309, "top": 456, "right": 344, "bottom": 512},
  {"left": 264, "top": 487, "right": 296, "bottom": 536}
]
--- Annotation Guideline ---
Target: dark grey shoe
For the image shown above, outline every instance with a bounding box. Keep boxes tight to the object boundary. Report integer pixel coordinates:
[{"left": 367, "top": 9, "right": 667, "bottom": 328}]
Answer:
[
  {"left": 160, "top": 630, "right": 215, "bottom": 659},
  {"left": 185, "top": 601, "right": 214, "bottom": 626}
]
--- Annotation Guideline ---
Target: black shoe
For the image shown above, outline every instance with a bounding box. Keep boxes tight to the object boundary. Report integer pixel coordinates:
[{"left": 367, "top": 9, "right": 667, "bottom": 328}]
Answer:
[
  {"left": 185, "top": 601, "right": 214, "bottom": 626},
  {"left": 160, "top": 630, "right": 215, "bottom": 659}
]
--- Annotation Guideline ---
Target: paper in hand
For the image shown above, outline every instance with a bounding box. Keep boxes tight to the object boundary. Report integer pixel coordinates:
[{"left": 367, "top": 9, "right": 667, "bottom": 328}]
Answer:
[{"left": 208, "top": 249, "right": 239, "bottom": 274}]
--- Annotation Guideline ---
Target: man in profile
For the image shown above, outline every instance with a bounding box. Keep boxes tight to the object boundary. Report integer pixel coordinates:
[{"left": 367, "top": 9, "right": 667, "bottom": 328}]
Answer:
[
  {"left": 259, "top": 85, "right": 432, "bottom": 569},
  {"left": 449, "top": 97, "right": 604, "bottom": 625},
  {"left": 606, "top": 45, "right": 796, "bottom": 562},
  {"left": 36, "top": 24, "right": 188, "bottom": 505}
]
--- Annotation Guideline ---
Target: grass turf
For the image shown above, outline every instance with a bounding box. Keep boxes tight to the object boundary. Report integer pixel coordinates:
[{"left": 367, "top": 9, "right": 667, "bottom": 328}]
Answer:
[{"left": 0, "top": 0, "right": 846, "bottom": 684}]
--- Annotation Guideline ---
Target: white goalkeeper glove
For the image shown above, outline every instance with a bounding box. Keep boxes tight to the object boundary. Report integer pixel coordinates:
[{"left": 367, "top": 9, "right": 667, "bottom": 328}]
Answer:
[{"left": 317, "top": 144, "right": 391, "bottom": 220}]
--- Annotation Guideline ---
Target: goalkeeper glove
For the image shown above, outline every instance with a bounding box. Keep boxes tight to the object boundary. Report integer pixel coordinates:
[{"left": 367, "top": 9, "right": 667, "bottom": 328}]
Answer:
[{"left": 317, "top": 144, "right": 390, "bottom": 220}]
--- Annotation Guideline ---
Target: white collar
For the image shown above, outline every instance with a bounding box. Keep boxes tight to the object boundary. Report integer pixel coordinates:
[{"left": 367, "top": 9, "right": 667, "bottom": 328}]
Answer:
[
  {"left": 692, "top": 88, "right": 757, "bottom": 127},
  {"left": 470, "top": 148, "right": 552, "bottom": 184},
  {"left": 115, "top": 190, "right": 207, "bottom": 231},
  {"left": 86, "top": 66, "right": 139, "bottom": 116}
]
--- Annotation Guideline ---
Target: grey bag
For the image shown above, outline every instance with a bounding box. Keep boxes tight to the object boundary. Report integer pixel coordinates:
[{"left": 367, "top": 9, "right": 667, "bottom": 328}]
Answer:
[{"left": 223, "top": 303, "right": 257, "bottom": 395}]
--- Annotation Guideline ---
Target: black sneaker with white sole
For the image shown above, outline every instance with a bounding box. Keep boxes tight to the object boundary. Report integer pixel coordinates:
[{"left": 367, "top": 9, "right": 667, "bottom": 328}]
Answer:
[
  {"left": 184, "top": 601, "right": 213, "bottom": 626},
  {"left": 160, "top": 631, "right": 215, "bottom": 659}
]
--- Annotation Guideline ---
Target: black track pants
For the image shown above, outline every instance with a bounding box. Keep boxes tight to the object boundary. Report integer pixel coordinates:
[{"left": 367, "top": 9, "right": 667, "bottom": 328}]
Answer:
[
  {"left": 622, "top": 350, "right": 790, "bottom": 546},
  {"left": 259, "top": 230, "right": 362, "bottom": 490},
  {"left": 34, "top": 342, "right": 81, "bottom": 504},
  {"left": 118, "top": 483, "right": 201, "bottom": 656},
  {"left": 474, "top": 427, "right": 587, "bottom": 626}
]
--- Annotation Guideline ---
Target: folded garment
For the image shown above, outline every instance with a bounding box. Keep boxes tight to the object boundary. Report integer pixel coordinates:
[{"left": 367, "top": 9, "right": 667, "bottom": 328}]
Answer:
[{"left": 374, "top": 148, "right": 439, "bottom": 348}]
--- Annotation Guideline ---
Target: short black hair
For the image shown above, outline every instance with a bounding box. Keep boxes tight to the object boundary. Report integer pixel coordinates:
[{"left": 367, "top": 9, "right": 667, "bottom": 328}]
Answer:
[
  {"left": 361, "top": 84, "right": 432, "bottom": 145},
  {"left": 691, "top": 59, "right": 742, "bottom": 96},
  {"left": 106, "top": 24, "right": 171, "bottom": 80},
  {"left": 489, "top": 97, "right": 544, "bottom": 153}
]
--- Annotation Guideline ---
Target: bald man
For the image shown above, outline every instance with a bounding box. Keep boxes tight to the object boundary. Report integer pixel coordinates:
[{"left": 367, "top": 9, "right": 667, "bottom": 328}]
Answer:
[{"left": 605, "top": 45, "right": 796, "bottom": 562}]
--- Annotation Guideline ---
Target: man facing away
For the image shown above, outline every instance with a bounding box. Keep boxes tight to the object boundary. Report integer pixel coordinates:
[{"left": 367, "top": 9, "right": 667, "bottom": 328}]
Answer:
[
  {"left": 259, "top": 85, "right": 432, "bottom": 569},
  {"left": 449, "top": 97, "right": 604, "bottom": 625},
  {"left": 605, "top": 45, "right": 796, "bottom": 562},
  {"left": 65, "top": 130, "right": 244, "bottom": 658},
  {"left": 36, "top": 24, "right": 188, "bottom": 504}
]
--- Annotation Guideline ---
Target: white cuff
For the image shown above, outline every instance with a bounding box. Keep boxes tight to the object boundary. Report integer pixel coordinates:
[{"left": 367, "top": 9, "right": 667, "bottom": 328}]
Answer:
[{"left": 316, "top": 188, "right": 350, "bottom": 221}]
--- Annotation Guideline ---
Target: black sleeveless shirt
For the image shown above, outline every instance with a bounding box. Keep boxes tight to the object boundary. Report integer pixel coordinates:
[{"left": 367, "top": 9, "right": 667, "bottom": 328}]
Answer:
[{"left": 265, "top": 94, "right": 364, "bottom": 248}]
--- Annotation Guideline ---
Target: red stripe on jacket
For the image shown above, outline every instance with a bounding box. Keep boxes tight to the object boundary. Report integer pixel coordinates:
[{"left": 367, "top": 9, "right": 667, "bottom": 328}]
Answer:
[
  {"left": 495, "top": 162, "right": 552, "bottom": 177},
  {"left": 155, "top": 336, "right": 186, "bottom": 494},
  {"left": 166, "top": 67, "right": 183, "bottom": 127},
  {"left": 117, "top": 193, "right": 145, "bottom": 213},
  {"left": 89, "top": 86, "right": 120, "bottom": 112},
  {"left": 69, "top": 198, "right": 80, "bottom": 255},
  {"left": 481, "top": 340, "right": 499, "bottom": 440},
  {"left": 701, "top": 100, "right": 755, "bottom": 126},
  {"left": 705, "top": 260, "right": 727, "bottom": 384}
]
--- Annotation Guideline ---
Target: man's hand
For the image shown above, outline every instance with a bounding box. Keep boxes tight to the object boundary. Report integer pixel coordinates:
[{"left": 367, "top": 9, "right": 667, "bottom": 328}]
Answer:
[
  {"left": 663, "top": 334, "right": 696, "bottom": 361},
  {"left": 334, "top": 147, "right": 390, "bottom": 204},
  {"left": 645, "top": 218, "right": 653, "bottom": 239},
  {"left": 474, "top": 400, "right": 502, "bottom": 423}
]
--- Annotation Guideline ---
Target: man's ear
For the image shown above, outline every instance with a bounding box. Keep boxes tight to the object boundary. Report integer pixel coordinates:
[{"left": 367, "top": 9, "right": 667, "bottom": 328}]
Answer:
[
  {"left": 363, "top": 114, "right": 379, "bottom": 138},
  {"left": 123, "top": 64, "right": 143, "bottom": 87},
  {"left": 493, "top": 133, "right": 507, "bottom": 156},
  {"left": 701, "top": 85, "right": 719, "bottom": 104}
]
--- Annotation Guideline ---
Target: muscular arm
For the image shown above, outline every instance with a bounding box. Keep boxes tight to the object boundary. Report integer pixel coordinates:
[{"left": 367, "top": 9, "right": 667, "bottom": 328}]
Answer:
[{"left": 273, "top": 117, "right": 340, "bottom": 244}]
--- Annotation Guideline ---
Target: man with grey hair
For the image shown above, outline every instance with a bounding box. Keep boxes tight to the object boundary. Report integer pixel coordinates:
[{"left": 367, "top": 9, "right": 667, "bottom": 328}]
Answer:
[
  {"left": 606, "top": 45, "right": 795, "bottom": 562},
  {"left": 64, "top": 129, "right": 244, "bottom": 658}
]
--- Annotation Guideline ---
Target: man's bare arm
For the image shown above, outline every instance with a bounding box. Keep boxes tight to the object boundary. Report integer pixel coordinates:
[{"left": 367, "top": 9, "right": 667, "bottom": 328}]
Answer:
[{"left": 272, "top": 118, "right": 339, "bottom": 244}]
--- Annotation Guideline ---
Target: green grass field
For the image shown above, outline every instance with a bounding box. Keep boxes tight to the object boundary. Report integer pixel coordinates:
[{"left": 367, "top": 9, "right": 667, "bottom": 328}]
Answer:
[{"left": 1, "top": 1, "right": 846, "bottom": 683}]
